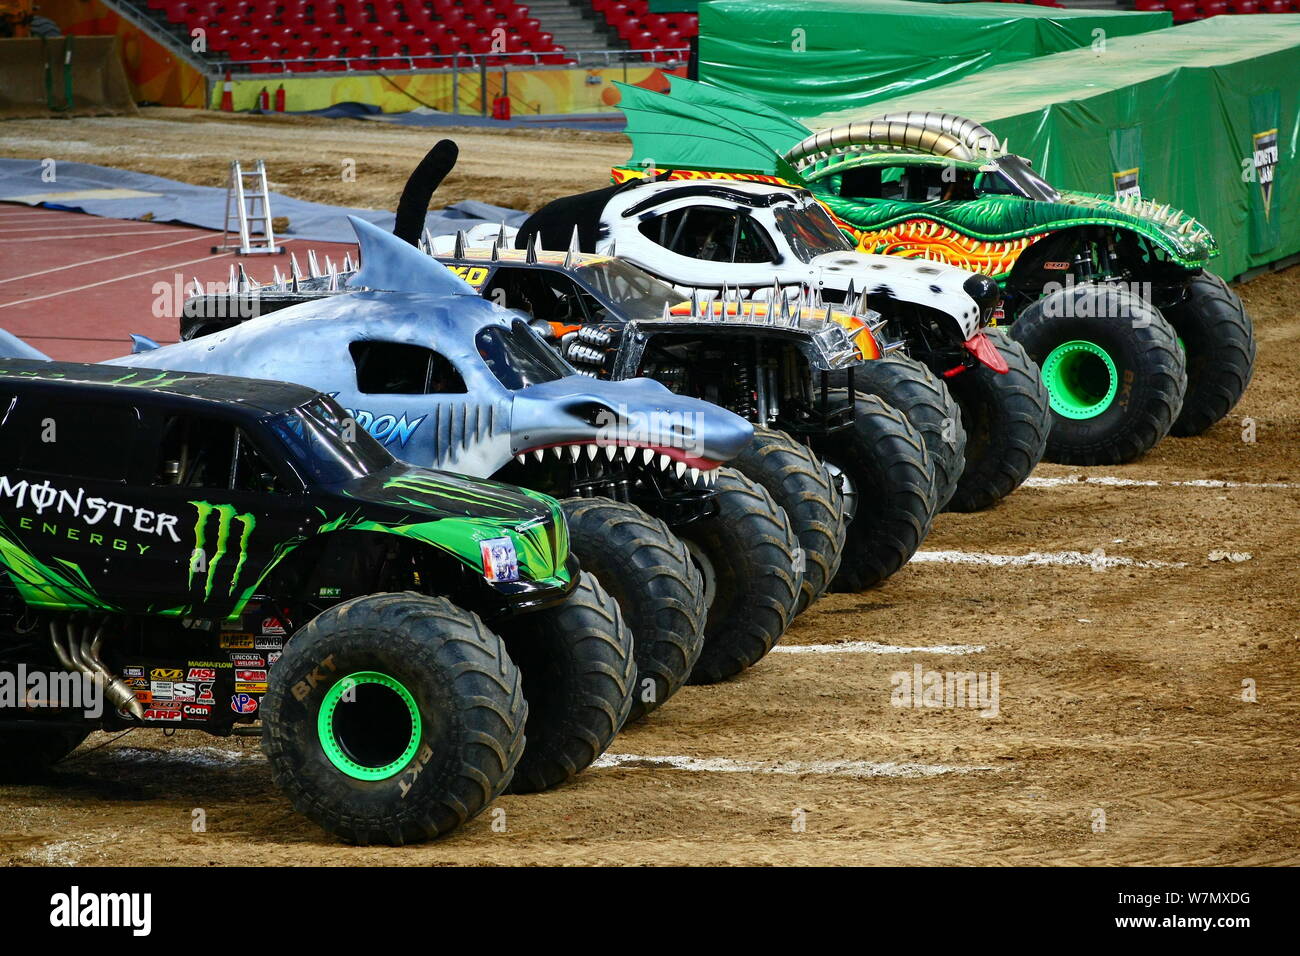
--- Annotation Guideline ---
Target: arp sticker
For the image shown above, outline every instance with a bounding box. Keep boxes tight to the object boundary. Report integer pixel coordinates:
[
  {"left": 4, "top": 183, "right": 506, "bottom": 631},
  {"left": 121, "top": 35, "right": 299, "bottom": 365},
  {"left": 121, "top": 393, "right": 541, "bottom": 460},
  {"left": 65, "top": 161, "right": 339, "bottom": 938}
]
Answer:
[{"left": 143, "top": 708, "right": 182, "bottom": 722}]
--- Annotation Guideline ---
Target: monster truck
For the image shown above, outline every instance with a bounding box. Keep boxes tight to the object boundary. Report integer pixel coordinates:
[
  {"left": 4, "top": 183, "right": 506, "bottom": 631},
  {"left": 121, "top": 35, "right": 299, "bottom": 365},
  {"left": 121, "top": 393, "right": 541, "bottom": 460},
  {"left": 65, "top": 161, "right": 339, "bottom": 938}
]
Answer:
[
  {"left": 0, "top": 359, "right": 635, "bottom": 844},
  {"left": 609, "top": 77, "right": 1255, "bottom": 465},
  {"left": 518, "top": 175, "right": 1049, "bottom": 514},
  {"left": 128, "top": 215, "right": 801, "bottom": 707},
  {"left": 400, "top": 140, "right": 936, "bottom": 592},
  {"left": 417, "top": 232, "right": 942, "bottom": 597}
]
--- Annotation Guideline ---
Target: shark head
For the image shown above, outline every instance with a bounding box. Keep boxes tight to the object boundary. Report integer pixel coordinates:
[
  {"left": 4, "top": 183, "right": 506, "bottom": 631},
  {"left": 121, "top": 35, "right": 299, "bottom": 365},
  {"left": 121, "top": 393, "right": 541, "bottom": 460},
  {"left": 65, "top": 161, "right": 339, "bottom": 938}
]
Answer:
[{"left": 508, "top": 375, "right": 753, "bottom": 482}]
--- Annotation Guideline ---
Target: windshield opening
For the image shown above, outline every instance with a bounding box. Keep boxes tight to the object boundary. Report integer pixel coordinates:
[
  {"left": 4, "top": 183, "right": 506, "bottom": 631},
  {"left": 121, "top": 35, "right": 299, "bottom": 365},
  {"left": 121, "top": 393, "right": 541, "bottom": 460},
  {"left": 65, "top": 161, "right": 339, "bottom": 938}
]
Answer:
[
  {"left": 476, "top": 319, "right": 575, "bottom": 389},
  {"left": 574, "top": 257, "right": 684, "bottom": 320},
  {"left": 773, "top": 200, "right": 852, "bottom": 262},
  {"left": 263, "top": 395, "right": 392, "bottom": 485}
]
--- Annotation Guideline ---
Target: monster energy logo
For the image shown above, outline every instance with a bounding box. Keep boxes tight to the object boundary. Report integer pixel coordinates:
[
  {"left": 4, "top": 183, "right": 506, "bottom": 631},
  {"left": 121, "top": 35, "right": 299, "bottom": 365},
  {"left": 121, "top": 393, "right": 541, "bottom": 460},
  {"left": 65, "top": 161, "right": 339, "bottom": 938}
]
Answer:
[{"left": 189, "top": 502, "right": 256, "bottom": 599}]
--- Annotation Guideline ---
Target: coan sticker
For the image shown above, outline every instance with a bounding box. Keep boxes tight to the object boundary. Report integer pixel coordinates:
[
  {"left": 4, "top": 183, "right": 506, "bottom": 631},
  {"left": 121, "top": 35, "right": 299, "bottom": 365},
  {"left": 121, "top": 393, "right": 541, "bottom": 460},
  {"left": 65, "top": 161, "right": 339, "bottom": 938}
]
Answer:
[{"left": 231, "top": 693, "right": 258, "bottom": 715}]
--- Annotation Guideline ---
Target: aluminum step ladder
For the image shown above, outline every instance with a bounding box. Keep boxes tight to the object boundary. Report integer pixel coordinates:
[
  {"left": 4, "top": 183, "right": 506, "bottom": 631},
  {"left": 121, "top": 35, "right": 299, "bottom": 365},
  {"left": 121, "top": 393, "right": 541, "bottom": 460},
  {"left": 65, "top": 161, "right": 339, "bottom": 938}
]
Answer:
[{"left": 212, "top": 160, "right": 283, "bottom": 255}]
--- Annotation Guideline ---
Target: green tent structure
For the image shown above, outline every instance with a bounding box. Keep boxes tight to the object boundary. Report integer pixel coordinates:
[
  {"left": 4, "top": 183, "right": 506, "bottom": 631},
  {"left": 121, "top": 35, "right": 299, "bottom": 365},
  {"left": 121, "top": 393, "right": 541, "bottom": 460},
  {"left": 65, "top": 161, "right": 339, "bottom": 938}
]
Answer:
[{"left": 696, "top": 0, "right": 1172, "bottom": 117}]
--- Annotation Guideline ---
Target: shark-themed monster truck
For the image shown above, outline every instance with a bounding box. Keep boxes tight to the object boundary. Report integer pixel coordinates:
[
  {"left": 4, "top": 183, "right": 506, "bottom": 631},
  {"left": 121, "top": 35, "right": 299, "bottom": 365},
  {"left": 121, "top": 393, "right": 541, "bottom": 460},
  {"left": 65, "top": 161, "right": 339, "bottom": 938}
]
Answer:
[
  {"left": 0, "top": 359, "right": 635, "bottom": 844},
  {"left": 606, "top": 77, "right": 1255, "bottom": 465},
  {"left": 118, "top": 215, "right": 801, "bottom": 714}
]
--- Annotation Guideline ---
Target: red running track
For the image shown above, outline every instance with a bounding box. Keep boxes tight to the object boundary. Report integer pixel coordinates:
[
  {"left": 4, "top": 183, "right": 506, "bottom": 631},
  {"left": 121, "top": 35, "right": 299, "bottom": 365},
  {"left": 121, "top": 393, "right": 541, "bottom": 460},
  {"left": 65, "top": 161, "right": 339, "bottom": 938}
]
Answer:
[{"left": 0, "top": 205, "right": 358, "bottom": 362}]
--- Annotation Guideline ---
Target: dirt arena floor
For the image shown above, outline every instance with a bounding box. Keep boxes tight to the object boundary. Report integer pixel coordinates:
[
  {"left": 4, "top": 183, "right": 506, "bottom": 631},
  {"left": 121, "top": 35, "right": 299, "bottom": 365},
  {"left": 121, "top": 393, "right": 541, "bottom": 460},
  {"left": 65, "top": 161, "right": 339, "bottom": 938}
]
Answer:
[{"left": 0, "top": 111, "right": 1297, "bottom": 866}]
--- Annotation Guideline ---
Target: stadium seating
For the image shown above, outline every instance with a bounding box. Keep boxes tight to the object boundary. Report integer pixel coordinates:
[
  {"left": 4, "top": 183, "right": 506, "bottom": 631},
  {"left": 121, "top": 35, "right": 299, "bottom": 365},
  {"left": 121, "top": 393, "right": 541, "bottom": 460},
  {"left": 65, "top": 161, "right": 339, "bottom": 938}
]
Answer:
[
  {"left": 590, "top": 0, "right": 697, "bottom": 61},
  {"left": 144, "top": 0, "right": 584, "bottom": 71}
]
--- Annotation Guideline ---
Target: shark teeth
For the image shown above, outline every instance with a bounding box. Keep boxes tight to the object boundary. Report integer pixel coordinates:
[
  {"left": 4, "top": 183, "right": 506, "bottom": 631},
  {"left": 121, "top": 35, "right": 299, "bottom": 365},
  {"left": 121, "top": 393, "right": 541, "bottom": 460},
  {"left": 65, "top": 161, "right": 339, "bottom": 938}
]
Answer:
[
  {"left": 533, "top": 450, "right": 545, "bottom": 463},
  {"left": 604, "top": 445, "right": 617, "bottom": 460},
  {"left": 643, "top": 448, "right": 655, "bottom": 465},
  {"left": 623, "top": 446, "right": 636, "bottom": 462}
]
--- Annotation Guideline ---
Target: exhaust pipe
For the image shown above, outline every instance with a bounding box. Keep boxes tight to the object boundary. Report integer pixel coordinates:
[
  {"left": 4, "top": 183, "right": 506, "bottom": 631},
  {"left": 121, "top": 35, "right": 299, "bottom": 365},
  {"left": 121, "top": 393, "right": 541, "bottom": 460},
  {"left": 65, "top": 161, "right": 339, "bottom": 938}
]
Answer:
[{"left": 49, "top": 619, "right": 145, "bottom": 720}]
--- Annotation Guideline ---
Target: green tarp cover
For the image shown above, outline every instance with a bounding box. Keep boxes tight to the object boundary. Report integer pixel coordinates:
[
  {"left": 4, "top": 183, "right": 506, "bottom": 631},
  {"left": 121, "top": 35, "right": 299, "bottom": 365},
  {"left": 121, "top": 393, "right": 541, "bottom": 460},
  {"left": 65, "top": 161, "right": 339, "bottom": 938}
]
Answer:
[
  {"left": 620, "top": 17, "right": 1300, "bottom": 280},
  {"left": 813, "top": 16, "right": 1300, "bottom": 280},
  {"left": 698, "top": 0, "right": 1171, "bottom": 116}
]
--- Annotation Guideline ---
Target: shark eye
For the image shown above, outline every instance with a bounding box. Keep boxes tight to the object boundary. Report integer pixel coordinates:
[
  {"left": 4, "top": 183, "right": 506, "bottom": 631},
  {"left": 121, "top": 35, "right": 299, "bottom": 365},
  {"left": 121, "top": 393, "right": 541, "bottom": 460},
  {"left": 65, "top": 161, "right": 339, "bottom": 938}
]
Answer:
[{"left": 570, "top": 401, "right": 617, "bottom": 428}]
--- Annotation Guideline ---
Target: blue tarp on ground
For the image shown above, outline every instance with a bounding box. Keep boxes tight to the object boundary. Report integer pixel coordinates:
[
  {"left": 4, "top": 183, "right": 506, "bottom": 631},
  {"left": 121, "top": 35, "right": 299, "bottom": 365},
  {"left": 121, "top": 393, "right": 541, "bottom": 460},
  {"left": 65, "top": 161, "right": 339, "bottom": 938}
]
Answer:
[{"left": 0, "top": 158, "right": 527, "bottom": 243}]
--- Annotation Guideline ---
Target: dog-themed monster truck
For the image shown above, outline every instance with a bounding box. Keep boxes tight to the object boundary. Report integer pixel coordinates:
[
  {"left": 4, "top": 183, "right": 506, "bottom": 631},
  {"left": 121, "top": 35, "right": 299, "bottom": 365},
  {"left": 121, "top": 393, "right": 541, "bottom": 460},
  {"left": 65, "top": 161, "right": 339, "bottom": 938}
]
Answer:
[
  {"left": 122, "top": 216, "right": 800, "bottom": 716},
  {"left": 609, "top": 77, "right": 1254, "bottom": 465},
  {"left": 518, "top": 173, "right": 1050, "bottom": 515},
  {"left": 0, "top": 359, "right": 635, "bottom": 843}
]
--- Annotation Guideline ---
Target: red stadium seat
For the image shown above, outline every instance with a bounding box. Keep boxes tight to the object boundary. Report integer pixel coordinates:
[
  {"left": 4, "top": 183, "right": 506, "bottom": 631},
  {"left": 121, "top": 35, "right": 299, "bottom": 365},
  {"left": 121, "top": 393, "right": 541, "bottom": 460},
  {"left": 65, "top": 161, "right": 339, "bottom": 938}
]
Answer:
[{"left": 1198, "top": 0, "right": 1229, "bottom": 13}]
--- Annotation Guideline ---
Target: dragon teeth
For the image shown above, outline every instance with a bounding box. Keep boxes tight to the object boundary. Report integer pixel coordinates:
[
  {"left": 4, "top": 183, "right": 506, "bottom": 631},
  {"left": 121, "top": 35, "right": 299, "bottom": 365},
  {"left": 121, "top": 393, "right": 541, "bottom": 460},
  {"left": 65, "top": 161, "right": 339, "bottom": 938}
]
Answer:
[
  {"left": 690, "top": 467, "right": 699, "bottom": 483},
  {"left": 675, "top": 461, "right": 687, "bottom": 479}
]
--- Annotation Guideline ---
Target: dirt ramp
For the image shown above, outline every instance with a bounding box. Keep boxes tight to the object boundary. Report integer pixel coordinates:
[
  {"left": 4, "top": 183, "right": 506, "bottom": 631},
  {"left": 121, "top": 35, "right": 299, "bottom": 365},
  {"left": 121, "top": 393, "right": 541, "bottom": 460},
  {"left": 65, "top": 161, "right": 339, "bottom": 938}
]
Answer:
[{"left": 0, "top": 36, "right": 137, "bottom": 118}]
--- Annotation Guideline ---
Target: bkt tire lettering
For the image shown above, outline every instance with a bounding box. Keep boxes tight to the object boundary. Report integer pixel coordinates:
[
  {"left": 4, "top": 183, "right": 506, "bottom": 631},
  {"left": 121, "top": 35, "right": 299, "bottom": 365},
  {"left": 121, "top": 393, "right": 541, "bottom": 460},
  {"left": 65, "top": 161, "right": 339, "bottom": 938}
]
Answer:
[{"left": 189, "top": 502, "right": 256, "bottom": 599}]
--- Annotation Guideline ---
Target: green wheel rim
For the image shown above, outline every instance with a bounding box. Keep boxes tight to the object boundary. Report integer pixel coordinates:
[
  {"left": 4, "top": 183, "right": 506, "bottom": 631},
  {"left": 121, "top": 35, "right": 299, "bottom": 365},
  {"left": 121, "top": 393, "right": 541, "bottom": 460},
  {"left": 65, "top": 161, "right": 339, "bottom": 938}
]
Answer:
[
  {"left": 1041, "top": 340, "right": 1119, "bottom": 420},
  {"left": 317, "top": 671, "right": 422, "bottom": 781}
]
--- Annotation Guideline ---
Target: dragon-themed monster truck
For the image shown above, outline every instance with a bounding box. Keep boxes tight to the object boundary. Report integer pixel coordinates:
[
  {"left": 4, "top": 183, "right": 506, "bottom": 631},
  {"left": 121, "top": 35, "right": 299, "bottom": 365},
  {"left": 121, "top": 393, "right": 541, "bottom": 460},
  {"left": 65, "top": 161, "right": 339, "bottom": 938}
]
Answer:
[
  {"left": 129, "top": 216, "right": 799, "bottom": 707},
  {"left": 609, "top": 77, "right": 1255, "bottom": 465},
  {"left": 518, "top": 174, "right": 1049, "bottom": 515},
  {"left": 0, "top": 358, "right": 634, "bottom": 844}
]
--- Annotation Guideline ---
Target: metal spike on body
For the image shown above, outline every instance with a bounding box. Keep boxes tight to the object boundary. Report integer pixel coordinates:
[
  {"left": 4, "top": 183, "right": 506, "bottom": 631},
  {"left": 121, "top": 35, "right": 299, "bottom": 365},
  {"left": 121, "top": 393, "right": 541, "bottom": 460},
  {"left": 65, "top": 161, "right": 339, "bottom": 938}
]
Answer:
[
  {"left": 564, "top": 226, "right": 580, "bottom": 269},
  {"left": 307, "top": 250, "right": 321, "bottom": 278},
  {"left": 526, "top": 232, "right": 539, "bottom": 264},
  {"left": 342, "top": 252, "right": 353, "bottom": 272},
  {"left": 453, "top": 230, "right": 467, "bottom": 258},
  {"left": 490, "top": 238, "right": 500, "bottom": 261},
  {"left": 662, "top": 300, "right": 671, "bottom": 322}
]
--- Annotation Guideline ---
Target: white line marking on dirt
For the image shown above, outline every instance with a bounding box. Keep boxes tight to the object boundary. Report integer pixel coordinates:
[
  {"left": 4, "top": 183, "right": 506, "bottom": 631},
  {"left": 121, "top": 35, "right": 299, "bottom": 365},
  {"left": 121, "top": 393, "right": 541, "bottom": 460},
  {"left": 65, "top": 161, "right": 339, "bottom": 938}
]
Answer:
[
  {"left": 0, "top": 233, "right": 210, "bottom": 284},
  {"left": 913, "top": 549, "right": 1186, "bottom": 569},
  {"left": 593, "top": 754, "right": 995, "bottom": 778},
  {"left": 773, "top": 641, "right": 985, "bottom": 655},
  {"left": 1024, "top": 475, "right": 1300, "bottom": 490},
  {"left": 0, "top": 220, "right": 173, "bottom": 234}
]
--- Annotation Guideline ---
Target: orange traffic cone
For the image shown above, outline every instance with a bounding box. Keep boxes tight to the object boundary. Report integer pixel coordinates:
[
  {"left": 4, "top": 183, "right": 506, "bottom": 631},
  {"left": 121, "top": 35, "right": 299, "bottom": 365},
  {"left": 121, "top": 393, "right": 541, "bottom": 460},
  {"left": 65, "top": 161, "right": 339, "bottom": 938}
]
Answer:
[{"left": 220, "top": 71, "right": 233, "bottom": 112}]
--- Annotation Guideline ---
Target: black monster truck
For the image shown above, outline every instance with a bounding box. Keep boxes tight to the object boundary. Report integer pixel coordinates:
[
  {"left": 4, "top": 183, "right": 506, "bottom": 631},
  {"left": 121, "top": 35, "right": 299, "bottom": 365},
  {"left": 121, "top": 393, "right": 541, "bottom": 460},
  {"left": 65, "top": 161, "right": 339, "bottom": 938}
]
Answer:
[{"left": 0, "top": 361, "right": 635, "bottom": 844}]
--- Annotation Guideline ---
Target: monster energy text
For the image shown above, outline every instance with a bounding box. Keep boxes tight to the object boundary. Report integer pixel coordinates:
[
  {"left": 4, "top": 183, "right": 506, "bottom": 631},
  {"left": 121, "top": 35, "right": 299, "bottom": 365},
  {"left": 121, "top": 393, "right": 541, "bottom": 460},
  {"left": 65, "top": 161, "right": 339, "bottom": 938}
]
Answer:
[{"left": 0, "top": 475, "right": 182, "bottom": 541}]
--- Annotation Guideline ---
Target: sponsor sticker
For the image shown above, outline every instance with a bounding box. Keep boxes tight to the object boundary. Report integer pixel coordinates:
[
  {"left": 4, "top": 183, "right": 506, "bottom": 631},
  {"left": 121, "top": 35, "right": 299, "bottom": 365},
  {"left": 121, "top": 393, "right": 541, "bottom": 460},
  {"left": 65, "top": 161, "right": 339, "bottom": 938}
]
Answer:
[
  {"left": 219, "top": 633, "right": 255, "bottom": 650},
  {"left": 143, "top": 708, "right": 182, "bottom": 722},
  {"left": 187, "top": 667, "right": 218, "bottom": 682},
  {"left": 150, "top": 667, "right": 182, "bottom": 680},
  {"left": 235, "top": 682, "right": 268, "bottom": 694},
  {"left": 480, "top": 536, "right": 519, "bottom": 583},
  {"left": 260, "top": 617, "right": 287, "bottom": 637},
  {"left": 231, "top": 693, "right": 258, "bottom": 715}
]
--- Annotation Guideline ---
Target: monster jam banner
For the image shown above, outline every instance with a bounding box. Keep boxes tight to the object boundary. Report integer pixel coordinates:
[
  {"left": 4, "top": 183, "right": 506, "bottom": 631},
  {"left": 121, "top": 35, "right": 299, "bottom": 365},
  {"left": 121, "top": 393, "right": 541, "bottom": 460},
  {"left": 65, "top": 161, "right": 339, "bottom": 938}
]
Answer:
[
  {"left": 1109, "top": 126, "right": 1142, "bottom": 201},
  {"left": 1249, "top": 90, "right": 1281, "bottom": 257},
  {"left": 695, "top": 0, "right": 1170, "bottom": 117}
]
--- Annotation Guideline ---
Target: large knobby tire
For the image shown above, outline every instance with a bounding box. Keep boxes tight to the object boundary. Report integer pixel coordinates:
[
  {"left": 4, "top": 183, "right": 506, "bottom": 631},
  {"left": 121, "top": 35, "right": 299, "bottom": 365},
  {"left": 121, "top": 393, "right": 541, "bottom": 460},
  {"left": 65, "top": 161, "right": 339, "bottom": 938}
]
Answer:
[
  {"left": 939, "top": 330, "right": 1051, "bottom": 512},
  {"left": 262, "top": 593, "right": 526, "bottom": 845},
  {"left": 499, "top": 571, "right": 635, "bottom": 794},
  {"left": 1010, "top": 282, "right": 1186, "bottom": 465},
  {"left": 560, "top": 498, "right": 705, "bottom": 722},
  {"left": 1164, "top": 271, "right": 1256, "bottom": 437},
  {"left": 0, "top": 728, "right": 89, "bottom": 782},
  {"left": 810, "top": 392, "right": 934, "bottom": 592},
  {"left": 728, "top": 428, "right": 846, "bottom": 615},
  {"left": 853, "top": 355, "right": 966, "bottom": 515},
  {"left": 674, "top": 470, "right": 801, "bottom": 684}
]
